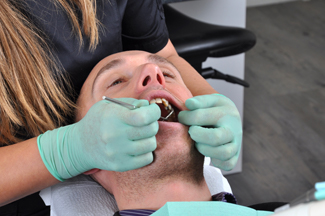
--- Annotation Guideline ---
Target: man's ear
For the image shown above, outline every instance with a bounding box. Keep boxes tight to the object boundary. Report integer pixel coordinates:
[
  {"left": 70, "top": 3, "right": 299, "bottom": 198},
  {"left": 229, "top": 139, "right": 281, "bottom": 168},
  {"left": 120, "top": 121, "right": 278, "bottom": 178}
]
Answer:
[{"left": 83, "top": 168, "right": 100, "bottom": 175}]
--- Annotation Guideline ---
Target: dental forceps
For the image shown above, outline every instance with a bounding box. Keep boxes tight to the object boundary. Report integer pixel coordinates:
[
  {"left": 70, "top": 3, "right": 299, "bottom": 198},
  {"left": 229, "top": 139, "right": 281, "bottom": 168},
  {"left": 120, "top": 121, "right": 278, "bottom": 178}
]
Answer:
[{"left": 102, "top": 96, "right": 174, "bottom": 121}]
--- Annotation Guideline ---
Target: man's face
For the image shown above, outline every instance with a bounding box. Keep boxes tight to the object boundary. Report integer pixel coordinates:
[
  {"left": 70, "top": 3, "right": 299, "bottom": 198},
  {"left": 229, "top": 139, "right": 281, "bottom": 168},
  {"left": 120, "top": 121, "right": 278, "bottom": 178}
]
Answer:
[
  {"left": 77, "top": 51, "right": 203, "bottom": 195},
  {"left": 77, "top": 50, "right": 192, "bottom": 120}
]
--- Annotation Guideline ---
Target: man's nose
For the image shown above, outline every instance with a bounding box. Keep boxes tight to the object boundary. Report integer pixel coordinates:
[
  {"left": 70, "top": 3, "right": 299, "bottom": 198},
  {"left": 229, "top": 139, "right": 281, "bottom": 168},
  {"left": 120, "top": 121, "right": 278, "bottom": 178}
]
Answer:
[{"left": 136, "top": 63, "right": 165, "bottom": 91}]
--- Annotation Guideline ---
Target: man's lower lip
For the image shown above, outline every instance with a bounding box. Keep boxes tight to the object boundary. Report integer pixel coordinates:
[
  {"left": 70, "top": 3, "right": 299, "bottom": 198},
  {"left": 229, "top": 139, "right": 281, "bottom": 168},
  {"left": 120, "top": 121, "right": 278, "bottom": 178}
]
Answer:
[
  {"left": 157, "top": 121, "right": 180, "bottom": 135},
  {"left": 158, "top": 121, "right": 182, "bottom": 126},
  {"left": 158, "top": 120, "right": 179, "bottom": 123}
]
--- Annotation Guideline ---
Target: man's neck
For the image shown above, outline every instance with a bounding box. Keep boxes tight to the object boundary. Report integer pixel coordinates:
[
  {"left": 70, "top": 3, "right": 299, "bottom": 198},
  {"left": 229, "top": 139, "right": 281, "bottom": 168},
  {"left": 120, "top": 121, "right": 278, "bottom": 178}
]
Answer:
[{"left": 114, "top": 179, "right": 212, "bottom": 211}]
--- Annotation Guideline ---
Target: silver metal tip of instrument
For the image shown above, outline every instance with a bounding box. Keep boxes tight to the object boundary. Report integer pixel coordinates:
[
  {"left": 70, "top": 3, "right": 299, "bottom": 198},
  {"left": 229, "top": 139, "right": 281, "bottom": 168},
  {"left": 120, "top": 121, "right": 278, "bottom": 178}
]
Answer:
[
  {"left": 102, "top": 96, "right": 136, "bottom": 110},
  {"left": 160, "top": 106, "right": 174, "bottom": 121}
]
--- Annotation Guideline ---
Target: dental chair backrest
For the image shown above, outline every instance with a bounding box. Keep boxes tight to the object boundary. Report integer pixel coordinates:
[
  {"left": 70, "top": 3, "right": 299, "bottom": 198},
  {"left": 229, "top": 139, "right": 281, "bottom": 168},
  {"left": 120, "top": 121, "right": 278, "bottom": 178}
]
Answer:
[{"left": 162, "top": 1, "right": 256, "bottom": 87}]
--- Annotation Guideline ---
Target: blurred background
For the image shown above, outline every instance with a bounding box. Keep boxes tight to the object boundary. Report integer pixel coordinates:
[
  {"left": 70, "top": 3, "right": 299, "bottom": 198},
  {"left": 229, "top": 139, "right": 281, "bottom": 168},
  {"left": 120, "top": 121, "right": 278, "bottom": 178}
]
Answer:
[{"left": 227, "top": 0, "right": 325, "bottom": 206}]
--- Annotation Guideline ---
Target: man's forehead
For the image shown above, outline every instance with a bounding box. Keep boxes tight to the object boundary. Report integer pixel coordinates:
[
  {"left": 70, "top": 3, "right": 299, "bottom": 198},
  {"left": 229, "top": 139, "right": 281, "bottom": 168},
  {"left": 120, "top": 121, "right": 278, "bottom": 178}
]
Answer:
[{"left": 96, "top": 51, "right": 177, "bottom": 75}]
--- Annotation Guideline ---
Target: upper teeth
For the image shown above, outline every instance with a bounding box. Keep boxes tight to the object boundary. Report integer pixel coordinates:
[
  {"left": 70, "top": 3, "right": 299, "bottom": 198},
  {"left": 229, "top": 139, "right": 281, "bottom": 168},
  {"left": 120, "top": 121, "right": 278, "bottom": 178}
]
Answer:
[{"left": 149, "top": 98, "right": 172, "bottom": 111}]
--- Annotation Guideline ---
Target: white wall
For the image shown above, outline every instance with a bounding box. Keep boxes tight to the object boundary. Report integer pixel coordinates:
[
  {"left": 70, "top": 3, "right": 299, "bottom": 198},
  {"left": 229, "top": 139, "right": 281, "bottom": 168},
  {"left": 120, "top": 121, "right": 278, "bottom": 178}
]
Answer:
[{"left": 247, "top": 0, "right": 302, "bottom": 7}]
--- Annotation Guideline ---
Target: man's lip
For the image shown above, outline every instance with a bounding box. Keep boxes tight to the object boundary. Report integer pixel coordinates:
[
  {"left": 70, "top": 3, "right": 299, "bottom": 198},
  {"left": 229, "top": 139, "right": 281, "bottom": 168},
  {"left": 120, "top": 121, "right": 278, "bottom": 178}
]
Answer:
[
  {"left": 156, "top": 121, "right": 189, "bottom": 140},
  {"left": 158, "top": 121, "right": 183, "bottom": 126}
]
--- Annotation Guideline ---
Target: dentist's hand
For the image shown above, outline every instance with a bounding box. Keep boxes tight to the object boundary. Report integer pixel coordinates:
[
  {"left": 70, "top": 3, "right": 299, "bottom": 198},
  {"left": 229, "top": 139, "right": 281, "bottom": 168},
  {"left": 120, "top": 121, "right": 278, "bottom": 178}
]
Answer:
[
  {"left": 38, "top": 98, "right": 160, "bottom": 181},
  {"left": 178, "top": 94, "right": 242, "bottom": 171}
]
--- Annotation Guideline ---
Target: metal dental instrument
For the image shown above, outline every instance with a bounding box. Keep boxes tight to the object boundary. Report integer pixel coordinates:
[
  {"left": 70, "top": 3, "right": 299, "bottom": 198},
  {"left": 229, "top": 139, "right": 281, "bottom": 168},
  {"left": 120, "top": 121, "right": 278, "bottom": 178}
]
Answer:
[
  {"left": 102, "top": 96, "right": 136, "bottom": 110},
  {"left": 159, "top": 106, "right": 174, "bottom": 121},
  {"left": 102, "top": 96, "right": 174, "bottom": 121}
]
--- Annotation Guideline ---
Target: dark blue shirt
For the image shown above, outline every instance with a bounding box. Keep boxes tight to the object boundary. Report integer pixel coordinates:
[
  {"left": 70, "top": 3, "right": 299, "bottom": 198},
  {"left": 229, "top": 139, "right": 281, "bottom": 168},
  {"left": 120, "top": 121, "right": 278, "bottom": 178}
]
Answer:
[
  {"left": 21, "top": 0, "right": 168, "bottom": 96},
  {"left": 115, "top": 192, "right": 237, "bottom": 216}
]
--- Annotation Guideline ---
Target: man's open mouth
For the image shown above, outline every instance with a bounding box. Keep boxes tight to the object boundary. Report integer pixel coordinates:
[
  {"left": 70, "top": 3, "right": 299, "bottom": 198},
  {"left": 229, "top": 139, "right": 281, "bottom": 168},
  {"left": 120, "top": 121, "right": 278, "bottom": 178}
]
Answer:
[{"left": 149, "top": 98, "right": 179, "bottom": 122}]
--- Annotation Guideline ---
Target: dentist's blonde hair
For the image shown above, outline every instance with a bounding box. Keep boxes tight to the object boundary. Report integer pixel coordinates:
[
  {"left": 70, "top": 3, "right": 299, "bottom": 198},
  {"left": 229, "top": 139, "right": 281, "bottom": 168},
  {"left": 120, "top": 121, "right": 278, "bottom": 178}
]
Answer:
[{"left": 0, "top": 0, "right": 101, "bottom": 145}]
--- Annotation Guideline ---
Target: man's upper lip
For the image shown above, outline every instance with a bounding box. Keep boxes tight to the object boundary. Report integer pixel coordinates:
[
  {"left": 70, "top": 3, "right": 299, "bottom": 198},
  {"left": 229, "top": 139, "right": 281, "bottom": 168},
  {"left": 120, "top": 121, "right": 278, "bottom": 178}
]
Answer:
[{"left": 143, "top": 90, "right": 184, "bottom": 111}]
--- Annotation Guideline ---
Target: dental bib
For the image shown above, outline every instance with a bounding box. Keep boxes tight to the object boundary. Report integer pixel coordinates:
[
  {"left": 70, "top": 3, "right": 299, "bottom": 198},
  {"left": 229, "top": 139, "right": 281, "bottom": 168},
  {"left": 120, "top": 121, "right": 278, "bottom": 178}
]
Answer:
[
  {"left": 152, "top": 202, "right": 273, "bottom": 216},
  {"left": 40, "top": 165, "right": 232, "bottom": 216}
]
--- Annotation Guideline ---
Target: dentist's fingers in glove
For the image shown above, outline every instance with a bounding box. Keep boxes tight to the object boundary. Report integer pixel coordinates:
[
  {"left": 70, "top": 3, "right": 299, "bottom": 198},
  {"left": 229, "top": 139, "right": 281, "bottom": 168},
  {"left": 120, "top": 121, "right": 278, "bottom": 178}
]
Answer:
[
  {"left": 126, "top": 121, "right": 159, "bottom": 140},
  {"left": 179, "top": 107, "right": 239, "bottom": 127},
  {"left": 125, "top": 136, "right": 157, "bottom": 156},
  {"left": 179, "top": 107, "right": 224, "bottom": 126},
  {"left": 113, "top": 152, "right": 154, "bottom": 172},
  {"left": 177, "top": 94, "right": 242, "bottom": 171},
  {"left": 131, "top": 152, "right": 154, "bottom": 168},
  {"left": 104, "top": 98, "right": 161, "bottom": 126},
  {"left": 195, "top": 141, "right": 239, "bottom": 161},
  {"left": 125, "top": 103, "right": 161, "bottom": 126},
  {"left": 211, "top": 156, "right": 240, "bottom": 172},
  {"left": 38, "top": 98, "right": 161, "bottom": 181},
  {"left": 184, "top": 94, "right": 228, "bottom": 110},
  {"left": 188, "top": 126, "right": 234, "bottom": 147}
]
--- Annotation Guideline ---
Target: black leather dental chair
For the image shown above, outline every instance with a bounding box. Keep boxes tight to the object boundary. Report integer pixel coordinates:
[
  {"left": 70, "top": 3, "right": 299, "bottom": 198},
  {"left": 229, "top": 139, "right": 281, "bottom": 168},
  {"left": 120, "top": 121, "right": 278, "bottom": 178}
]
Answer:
[{"left": 162, "top": 2, "right": 256, "bottom": 87}]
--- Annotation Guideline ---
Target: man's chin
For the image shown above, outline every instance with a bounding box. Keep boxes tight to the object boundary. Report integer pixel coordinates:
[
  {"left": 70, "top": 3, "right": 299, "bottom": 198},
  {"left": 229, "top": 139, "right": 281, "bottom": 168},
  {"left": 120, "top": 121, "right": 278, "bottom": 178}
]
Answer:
[
  {"left": 114, "top": 121, "right": 204, "bottom": 191},
  {"left": 156, "top": 121, "right": 191, "bottom": 150},
  {"left": 155, "top": 121, "right": 193, "bottom": 161}
]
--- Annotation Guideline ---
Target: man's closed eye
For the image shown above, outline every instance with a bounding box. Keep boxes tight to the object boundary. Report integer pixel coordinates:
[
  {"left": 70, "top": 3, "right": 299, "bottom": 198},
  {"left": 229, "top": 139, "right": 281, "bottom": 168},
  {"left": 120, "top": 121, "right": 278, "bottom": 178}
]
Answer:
[{"left": 109, "top": 79, "right": 124, "bottom": 88}]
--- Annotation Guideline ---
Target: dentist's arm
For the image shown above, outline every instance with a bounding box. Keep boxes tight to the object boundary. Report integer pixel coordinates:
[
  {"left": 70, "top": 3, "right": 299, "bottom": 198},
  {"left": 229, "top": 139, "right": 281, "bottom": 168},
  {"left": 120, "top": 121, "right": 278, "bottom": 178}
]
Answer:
[
  {"left": 0, "top": 98, "right": 160, "bottom": 206},
  {"left": 0, "top": 138, "right": 59, "bottom": 206}
]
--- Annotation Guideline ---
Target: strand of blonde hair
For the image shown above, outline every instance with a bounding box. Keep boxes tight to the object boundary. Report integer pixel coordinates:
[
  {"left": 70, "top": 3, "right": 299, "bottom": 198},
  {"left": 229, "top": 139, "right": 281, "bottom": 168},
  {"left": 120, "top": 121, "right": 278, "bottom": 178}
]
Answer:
[
  {"left": 56, "top": 0, "right": 100, "bottom": 51},
  {"left": 0, "top": 0, "right": 100, "bottom": 145}
]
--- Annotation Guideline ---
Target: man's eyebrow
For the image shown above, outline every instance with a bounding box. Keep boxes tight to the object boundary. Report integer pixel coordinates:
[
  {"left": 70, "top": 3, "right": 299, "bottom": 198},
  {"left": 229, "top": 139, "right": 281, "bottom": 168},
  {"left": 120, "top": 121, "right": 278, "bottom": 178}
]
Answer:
[
  {"left": 148, "top": 54, "right": 180, "bottom": 74},
  {"left": 92, "top": 58, "right": 124, "bottom": 92},
  {"left": 92, "top": 54, "right": 179, "bottom": 92}
]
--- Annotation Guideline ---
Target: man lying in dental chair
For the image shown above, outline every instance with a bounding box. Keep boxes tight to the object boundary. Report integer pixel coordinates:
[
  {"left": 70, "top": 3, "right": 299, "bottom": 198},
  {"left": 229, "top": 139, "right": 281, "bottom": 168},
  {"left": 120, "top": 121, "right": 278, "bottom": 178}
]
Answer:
[{"left": 41, "top": 50, "right": 259, "bottom": 215}]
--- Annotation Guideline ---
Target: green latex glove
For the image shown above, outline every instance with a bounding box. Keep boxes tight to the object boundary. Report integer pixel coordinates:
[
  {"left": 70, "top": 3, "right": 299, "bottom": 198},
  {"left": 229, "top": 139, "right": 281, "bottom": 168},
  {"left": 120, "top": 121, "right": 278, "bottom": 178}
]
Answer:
[
  {"left": 178, "top": 94, "right": 242, "bottom": 171},
  {"left": 38, "top": 98, "right": 160, "bottom": 181}
]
